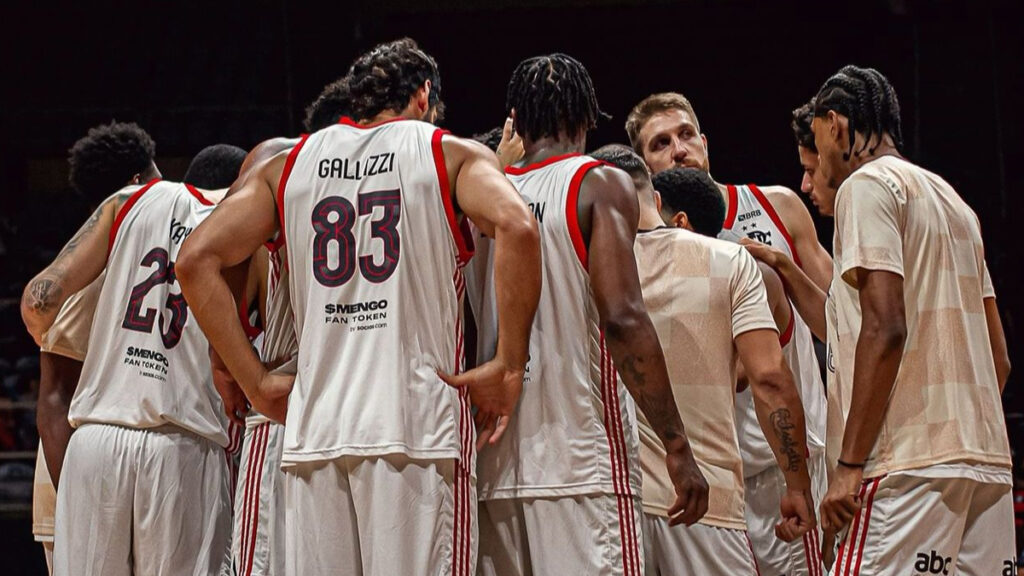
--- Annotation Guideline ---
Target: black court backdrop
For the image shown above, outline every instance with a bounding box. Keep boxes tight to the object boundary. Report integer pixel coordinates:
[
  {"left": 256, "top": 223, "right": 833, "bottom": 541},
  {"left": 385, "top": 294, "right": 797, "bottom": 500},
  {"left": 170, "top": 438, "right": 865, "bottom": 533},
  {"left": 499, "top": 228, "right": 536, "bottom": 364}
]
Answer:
[{"left": 1, "top": 1, "right": 1022, "bottom": 573}]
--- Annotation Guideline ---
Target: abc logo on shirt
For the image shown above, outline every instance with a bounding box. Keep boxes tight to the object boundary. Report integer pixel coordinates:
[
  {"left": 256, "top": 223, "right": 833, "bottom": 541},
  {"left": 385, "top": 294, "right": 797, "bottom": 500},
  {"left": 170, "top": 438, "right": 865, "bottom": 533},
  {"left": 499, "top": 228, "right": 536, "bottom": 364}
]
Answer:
[{"left": 914, "top": 551, "right": 951, "bottom": 575}]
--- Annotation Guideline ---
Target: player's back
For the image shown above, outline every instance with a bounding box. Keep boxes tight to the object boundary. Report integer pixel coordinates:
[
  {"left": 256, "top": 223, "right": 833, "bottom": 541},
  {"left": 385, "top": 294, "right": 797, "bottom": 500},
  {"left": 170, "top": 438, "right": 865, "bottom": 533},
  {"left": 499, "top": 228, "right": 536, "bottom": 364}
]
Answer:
[
  {"left": 633, "top": 226, "right": 775, "bottom": 528},
  {"left": 71, "top": 180, "right": 228, "bottom": 446},
  {"left": 279, "top": 117, "right": 472, "bottom": 466},
  {"left": 828, "top": 155, "right": 1010, "bottom": 476},
  {"left": 477, "top": 153, "right": 640, "bottom": 500}
]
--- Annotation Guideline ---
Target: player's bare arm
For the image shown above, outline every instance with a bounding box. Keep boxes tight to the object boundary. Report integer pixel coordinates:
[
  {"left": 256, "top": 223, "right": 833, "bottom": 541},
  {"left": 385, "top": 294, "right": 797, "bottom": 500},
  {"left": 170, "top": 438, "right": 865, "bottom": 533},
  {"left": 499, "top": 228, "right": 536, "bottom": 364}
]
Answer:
[
  {"left": 763, "top": 185, "right": 833, "bottom": 292},
  {"left": 984, "top": 297, "right": 1010, "bottom": 392},
  {"left": 437, "top": 136, "right": 541, "bottom": 449},
  {"left": 37, "top": 353, "right": 83, "bottom": 490},
  {"left": 741, "top": 238, "right": 827, "bottom": 341},
  {"left": 177, "top": 153, "right": 291, "bottom": 423},
  {"left": 21, "top": 191, "right": 126, "bottom": 344},
  {"left": 736, "top": 262, "right": 792, "bottom": 392},
  {"left": 819, "top": 268, "right": 905, "bottom": 532},
  {"left": 581, "top": 165, "right": 709, "bottom": 526}
]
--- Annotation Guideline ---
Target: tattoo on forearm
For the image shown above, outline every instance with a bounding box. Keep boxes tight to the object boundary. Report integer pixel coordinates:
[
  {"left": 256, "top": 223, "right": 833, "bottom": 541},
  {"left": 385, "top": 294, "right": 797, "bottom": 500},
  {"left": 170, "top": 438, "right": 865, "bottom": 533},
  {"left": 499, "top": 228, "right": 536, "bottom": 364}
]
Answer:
[
  {"left": 618, "top": 353, "right": 683, "bottom": 443},
  {"left": 23, "top": 276, "right": 64, "bottom": 315},
  {"left": 770, "top": 408, "right": 802, "bottom": 472}
]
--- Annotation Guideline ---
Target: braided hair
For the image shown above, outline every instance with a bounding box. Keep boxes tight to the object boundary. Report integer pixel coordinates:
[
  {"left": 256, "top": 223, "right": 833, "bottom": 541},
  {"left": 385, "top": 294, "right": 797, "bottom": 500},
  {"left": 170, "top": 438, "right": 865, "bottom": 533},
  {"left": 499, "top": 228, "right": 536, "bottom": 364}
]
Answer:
[
  {"left": 791, "top": 101, "right": 816, "bottom": 152},
  {"left": 346, "top": 38, "right": 442, "bottom": 122},
  {"left": 68, "top": 121, "right": 156, "bottom": 202},
  {"left": 505, "top": 53, "right": 608, "bottom": 142},
  {"left": 812, "top": 65, "right": 904, "bottom": 160}
]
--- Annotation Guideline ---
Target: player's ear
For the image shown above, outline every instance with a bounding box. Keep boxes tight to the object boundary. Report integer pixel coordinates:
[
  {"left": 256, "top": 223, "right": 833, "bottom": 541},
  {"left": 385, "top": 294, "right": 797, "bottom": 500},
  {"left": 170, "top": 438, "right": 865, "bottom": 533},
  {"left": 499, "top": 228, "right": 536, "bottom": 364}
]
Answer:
[
  {"left": 671, "top": 211, "right": 692, "bottom": 232},
  {"left": 653, "top": 190, "right": 663, "bottom": 212},
  {"left": 416, "top": 80, "right": 432, "bottom": 118}
]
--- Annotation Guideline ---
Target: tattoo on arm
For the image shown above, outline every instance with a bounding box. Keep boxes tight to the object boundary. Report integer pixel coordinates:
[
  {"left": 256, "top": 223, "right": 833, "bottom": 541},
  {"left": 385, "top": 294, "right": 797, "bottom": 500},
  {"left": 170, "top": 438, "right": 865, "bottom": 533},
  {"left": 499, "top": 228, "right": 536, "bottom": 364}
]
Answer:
[
  {"left": 618, "top": 353, "right": 683, "bottom": 443},
  {"left": 770, "top": 408, "right": 802, "bottom": 472},
  {"left": 23, "top": 276, "right": 64, "bottom": 315},
  {"left": 55, "top": 204, "right": 104, "bottom": 260}
]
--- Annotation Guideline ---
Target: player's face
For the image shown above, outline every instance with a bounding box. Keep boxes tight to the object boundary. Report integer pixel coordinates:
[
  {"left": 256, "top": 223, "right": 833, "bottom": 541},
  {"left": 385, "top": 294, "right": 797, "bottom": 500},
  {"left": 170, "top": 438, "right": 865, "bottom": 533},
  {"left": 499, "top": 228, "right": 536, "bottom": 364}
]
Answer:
[
  {"left": 811, "top": 113, "right": 852, "bottom": 201},
  {"left": 797, "top": 146, "right": 835, "bottom": 217},
  {"left": 638, "top": 109, "right": 709, "bottom": 174}
]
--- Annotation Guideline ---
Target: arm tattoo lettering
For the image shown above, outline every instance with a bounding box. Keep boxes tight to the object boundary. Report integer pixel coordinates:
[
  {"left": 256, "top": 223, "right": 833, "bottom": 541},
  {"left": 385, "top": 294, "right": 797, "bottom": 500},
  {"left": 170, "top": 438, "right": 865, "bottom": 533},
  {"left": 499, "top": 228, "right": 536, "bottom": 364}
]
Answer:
[
  {"left": 618, "top": 353, "right": 683, "bottom": 443},
  {"left": 770, "top": 408, "right": 802, "bottom": 472},
  {"left": 23, "top": 276, "right": 64, "bottom": 315}
]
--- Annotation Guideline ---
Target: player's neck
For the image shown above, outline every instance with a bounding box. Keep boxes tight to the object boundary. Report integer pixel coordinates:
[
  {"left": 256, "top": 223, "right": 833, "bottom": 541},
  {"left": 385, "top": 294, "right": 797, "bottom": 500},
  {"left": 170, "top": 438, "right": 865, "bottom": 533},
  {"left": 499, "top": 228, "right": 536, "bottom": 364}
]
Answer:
[
  {"left": 638, "top": 202, "right": 665, "bottom": 231},
  {"left": 849, "top": 138, "right": 902, "bottom": 172},
  {"left": 520, "top": 134, "right": 585, "bottom": 166}
]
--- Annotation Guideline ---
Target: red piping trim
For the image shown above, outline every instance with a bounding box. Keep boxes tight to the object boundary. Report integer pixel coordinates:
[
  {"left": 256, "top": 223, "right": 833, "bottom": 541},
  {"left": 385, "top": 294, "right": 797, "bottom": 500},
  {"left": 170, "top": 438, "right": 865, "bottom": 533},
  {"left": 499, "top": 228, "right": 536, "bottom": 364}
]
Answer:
[
  {"left": 566, "top": 160, "right": 603, "bottom": 271},
  {"left": 184, "top": 183, "right": 214, "bottom": 206},
  {"left": 275, "top": 134, "right": 309, "bottom": 253},
  {"left": 748, "top": 184, "right": 802, "bottom": 267},
  {"left": 108, "top": 179, "right": 161, "bottom": 257},
  {"left": 779, "top": 303, "right": 795, "bottom": 347},
  {"left": 723, "top": 184, "right": 739, "bottom": 228},
  {"left": 504, "top": 152, "right": 582, "bottom": 175},
  {"left": 338, "top": 116, "right": 411, "bottom": 129},
  {"left": 432, "top": 129, "right": 474, "bottom": 266}
]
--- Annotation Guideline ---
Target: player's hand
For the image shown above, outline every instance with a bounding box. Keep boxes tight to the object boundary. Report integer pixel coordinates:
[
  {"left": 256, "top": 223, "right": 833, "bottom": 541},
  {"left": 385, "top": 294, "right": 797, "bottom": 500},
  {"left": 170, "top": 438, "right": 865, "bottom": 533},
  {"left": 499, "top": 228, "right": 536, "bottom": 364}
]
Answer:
[
  {"left": 775, "top": 488, "right": 816, "bottom": 542},
  {"left": 438, "top": 359, "right": 524, "bottom": 451},
  {"left": 252, "top": 369, "right": 294, "bottom": 425},
  {"left": 211, "top": 347, "right": 249, "bottom": 426},
  {"left": 665, "top": 442, "right": 709, "bottom": 526},
  {"left": 819, "top": 464, "right": 863, "bottom": 532},
  {"left": 822, "top": 526, "right": 838, "bottom": 569},
  {"left": 496, "top": 113, "right": 524, "bottom": 169},
  {"left": 739, "top": 237, "right": 786, "bottom": 270}
]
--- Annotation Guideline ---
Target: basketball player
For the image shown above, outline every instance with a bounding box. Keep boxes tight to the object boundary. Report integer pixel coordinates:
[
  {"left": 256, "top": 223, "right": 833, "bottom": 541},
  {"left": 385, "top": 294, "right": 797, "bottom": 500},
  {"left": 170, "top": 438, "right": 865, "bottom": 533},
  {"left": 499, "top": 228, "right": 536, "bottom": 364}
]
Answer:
[
  {"left": 177, "top": 38, "right": 542, "bottom": 575},
  {"left": 810, "top": 65, "right": 1013, "bottom": 575},
  {"left": 628, "top": 93, "right": 831, "bottom": 575},
  {"left": 475, "top": 54, "right": 707, "bottom": 576},
  {"left": 32, "top": 121, "right": 159, "bottom": 575},
  {"left": 21, "top": 143, "right": 244, "bottom": 574},
  {"left": 592, "top": 147, "right": 815, "bottom": 575},
  {"left": 625, "top": 92, "right": 833, "bottom": 291},
  {"left": 223, "top": 77, "right": 353, "bottom": 576}
]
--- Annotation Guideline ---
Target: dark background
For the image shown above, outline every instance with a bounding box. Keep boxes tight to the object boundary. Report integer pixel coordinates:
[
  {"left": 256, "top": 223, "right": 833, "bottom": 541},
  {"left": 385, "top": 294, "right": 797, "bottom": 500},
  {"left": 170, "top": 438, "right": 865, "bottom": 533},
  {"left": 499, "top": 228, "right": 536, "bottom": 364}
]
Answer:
[{"left": 1, "top": 0, "right": 1021, "bottom": 573}]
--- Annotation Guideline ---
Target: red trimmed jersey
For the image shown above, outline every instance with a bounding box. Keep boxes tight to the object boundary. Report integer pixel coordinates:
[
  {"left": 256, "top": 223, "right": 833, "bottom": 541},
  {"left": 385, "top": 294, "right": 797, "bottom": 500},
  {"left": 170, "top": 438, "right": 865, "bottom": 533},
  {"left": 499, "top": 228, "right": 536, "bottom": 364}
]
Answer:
[
  {"left": 477, "top": 154, "right": 642, "bottom": 500},
  {"left": 722, "top": 184, "right": 827, "bottom": 476},
  {"left": 70, "top": 180, "right": 229, "bottom": 446},
  {"left": 277, "top": 117, "right": 473, "bottom": 466}
]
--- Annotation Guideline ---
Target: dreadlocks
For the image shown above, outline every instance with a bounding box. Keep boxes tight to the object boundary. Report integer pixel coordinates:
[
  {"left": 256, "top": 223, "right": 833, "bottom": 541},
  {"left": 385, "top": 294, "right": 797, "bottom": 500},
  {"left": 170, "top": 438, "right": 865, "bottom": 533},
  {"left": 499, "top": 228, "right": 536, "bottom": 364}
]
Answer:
[
  {"left": 812, "top": 65, "right": 904, "bottom": 160},
  {"left": 505, "top": 53, "right": 608, "bottom": 142},
  {"left": 791, "top": 101, "right": 816, "bottom": 152},
  {"left": 346, "top": 38, "right": 443, "bottom": 123}
]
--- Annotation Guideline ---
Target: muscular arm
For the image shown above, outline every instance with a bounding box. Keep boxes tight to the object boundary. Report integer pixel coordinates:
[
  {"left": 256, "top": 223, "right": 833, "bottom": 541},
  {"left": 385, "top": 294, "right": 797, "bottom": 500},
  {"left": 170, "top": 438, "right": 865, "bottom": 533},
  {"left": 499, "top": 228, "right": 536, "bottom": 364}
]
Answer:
[
  {"left": 767, "top": 186, "right": 833, "bottom": 292},
  {"left": 737, "top": 262, "right": 792, "bottom": 392},
  {"left": 742, "top": 239, "right": 827, "bottom": 341},
  {"left": 177, "top": 155, "right": 289, "bottom": 422},
  {"left": 984, "top": 297, "right": 1010, "bottom": 393},
  {"left": 37, "top": 353, "right": 82, "bottom": 489},
  {"left": 438, "top": 137, "right": 541, "bottom": 443},
  {"left": 582, "top": 166, "right": 708, "bottom": 525},
  {"left": 735, "top": 329, "right": 810, "bottom": 491},
  {"left": 21, "top": 193, "right": 123, "bottom": 344},
  {"left": 840, "top": 269, "right": 906, "bottom": 465}
]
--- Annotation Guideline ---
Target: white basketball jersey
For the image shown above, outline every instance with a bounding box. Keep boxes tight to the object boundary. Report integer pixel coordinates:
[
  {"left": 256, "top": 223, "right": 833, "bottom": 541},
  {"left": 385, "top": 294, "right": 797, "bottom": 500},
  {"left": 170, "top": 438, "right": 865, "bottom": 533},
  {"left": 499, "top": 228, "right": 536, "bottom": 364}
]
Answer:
[
  {"left": 70, "top": 180, "right": 229, "bottom": 446},
  {"left": 477, "top": 153, "right": 642, "bottom": 500},
  {"left": 724, "top": 184, "right": 827, "bottom": 477},
  {"left": 278, "top": 117, "right": 473, "bottom": 466},
  {"left": 247, "top": 245, "right": 298, "bottom": 427}
]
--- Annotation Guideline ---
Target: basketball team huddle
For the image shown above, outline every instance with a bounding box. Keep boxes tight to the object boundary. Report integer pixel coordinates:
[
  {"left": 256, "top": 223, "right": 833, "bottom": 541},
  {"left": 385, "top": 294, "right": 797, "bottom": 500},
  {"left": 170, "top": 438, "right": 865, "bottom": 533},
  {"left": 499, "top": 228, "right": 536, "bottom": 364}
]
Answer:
[{"left": 20, "top": 37, "right": 1014, "bottom": 576}]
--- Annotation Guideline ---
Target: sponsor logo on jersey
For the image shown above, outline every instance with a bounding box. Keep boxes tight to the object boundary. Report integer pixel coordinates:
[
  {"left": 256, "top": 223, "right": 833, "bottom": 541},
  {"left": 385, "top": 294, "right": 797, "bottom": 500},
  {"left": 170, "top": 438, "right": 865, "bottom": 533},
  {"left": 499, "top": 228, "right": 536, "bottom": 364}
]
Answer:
[
  {"left": 318, "top": 152, "right": 396, "bottom": 181},
  {"left": 123, "top": 345, "right": 170, "bottom": 379},
  {"left": 737, "top": 209, "right": 763, "bottom": 222},
  {"left": 1003, "top": 559, "right": 1018, "bottom": 576},
  {"left": 914, "top": 550, "right": 952, "bottom": 574},
  {"left": 324, "top": 299, "right": 390, "bottom": 330},
  {"left": 747, "top": 229, "right": 772, "bottom": 244}
]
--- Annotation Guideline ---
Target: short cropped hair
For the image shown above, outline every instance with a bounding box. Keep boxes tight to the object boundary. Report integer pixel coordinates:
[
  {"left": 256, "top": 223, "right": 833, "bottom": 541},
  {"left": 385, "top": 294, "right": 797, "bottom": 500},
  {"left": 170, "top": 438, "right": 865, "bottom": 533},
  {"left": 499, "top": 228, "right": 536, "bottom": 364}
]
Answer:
[
  {"left": 625, "top": 92, "right": 701, "bottom": 154},
  {"left": 651, "top": 167, "right": 724, "bottom": 237},
  {"left": 183, "top": 144, "right": 247, "bottom": 190},
  {"left": 589, "top": 144, "right": 650, "bottom": 183},
  {"left": 67, "top": 121, "right": 156, "bottom": 201},
  {"left": 791, "top": 101, "right": 816, "bottom": 151}
]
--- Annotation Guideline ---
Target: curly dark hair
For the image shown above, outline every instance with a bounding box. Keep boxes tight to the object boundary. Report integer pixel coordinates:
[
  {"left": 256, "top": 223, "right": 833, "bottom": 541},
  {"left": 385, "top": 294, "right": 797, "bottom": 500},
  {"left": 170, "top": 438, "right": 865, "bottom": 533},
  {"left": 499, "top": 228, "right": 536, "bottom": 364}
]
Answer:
[
  {"left": 304, "top": 76, "right": 353, "bottom": 132},
  {"left": 471, "top": 127, "right": 504, "bottom": 152},
  {"left": 506, "top": 53, "right": 608, "bottom": 142},
  {"left": 183, "top": 144, "right": 247, "bottom": 190},
  {"left": 346, "top": 38, "right": 443, "bottom": 123},
  {"left": 67, "top": 121, "right": 156, "bottom": 201},
  {"left": 791, "top": 101, "right": 816, "bottom": 152},
  {"left": 589, "top": 144, "right": 650, "bottom": 182},
  {"left": 651, "top": 167, "right": 725, "bottom": 237},
  {"left": 813, "top": 65, "right": 904, "bottom": 160}
]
